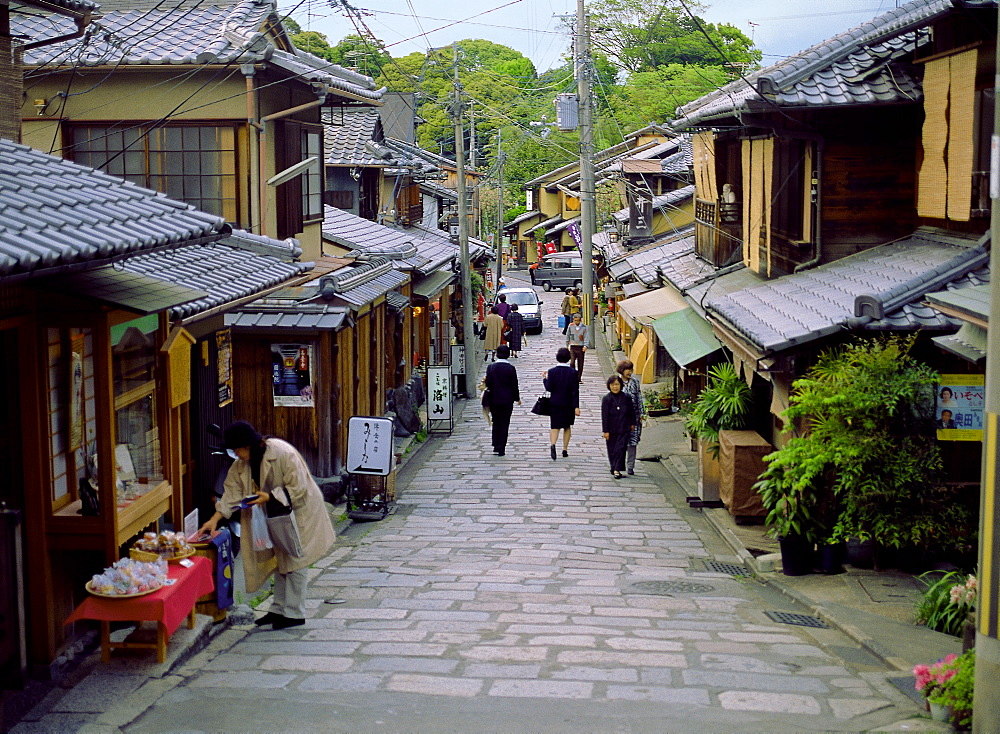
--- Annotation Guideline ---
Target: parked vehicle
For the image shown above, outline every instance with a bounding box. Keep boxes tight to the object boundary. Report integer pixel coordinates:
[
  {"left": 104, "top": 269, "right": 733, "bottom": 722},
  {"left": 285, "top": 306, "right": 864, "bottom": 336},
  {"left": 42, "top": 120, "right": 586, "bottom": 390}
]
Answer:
[
  {"left": 498, "top": 287, "right": 544, "bottom": 333},
  {"left": 529, "top": 251, "right": 583, "bottom": 292}
]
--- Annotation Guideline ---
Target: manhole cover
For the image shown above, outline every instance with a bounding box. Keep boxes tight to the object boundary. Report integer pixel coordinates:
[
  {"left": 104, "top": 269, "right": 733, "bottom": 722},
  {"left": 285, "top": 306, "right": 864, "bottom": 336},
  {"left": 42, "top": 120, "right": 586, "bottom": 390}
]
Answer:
[
  {"left": 704, "top": 561, "right": 750, "bottom": 577},
  {"left": 857, "top": 578, "right": 919, "bottom": 603},
  {"left": 764, "top": 611, "right": 831, "bottom": 628},
  {"left": 627, "top": 580, "right": 716, "bottom": 595}
]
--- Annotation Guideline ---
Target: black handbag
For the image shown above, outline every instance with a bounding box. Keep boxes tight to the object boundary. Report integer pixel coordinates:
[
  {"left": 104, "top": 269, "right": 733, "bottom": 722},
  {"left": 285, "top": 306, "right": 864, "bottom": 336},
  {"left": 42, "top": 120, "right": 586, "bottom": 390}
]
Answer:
[
  {"left": 481, "top": 388, "right": 491, "bottom": 407},
  {"left": 531, "top": 393, "right": 552, "bottom": 416}
]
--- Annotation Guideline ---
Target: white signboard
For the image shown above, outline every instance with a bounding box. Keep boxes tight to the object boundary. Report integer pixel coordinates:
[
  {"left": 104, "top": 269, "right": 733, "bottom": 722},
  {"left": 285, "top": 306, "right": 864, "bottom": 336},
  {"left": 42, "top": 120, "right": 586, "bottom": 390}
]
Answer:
[
  {"left": 450, "top": 345, "right": 466, "bottom": 376},
  {"left": 427, "top": 365, "right": 452, "bottom": 420},
  {"left": 346, "top": 416, "right": 394, "bottom": 476}
]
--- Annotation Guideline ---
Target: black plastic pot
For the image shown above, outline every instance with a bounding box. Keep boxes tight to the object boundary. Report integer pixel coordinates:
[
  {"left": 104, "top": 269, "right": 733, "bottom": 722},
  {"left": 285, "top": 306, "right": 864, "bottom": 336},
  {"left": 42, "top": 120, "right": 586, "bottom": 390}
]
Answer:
[
  {"left": 845, "top": 537, "right": 874, "bottom": 569},
  {"left": 818, "top": 542, "right": 845, "bottom": 575},
  {"left": 779, "top": 535, "right": 814, "bottom": 576}
]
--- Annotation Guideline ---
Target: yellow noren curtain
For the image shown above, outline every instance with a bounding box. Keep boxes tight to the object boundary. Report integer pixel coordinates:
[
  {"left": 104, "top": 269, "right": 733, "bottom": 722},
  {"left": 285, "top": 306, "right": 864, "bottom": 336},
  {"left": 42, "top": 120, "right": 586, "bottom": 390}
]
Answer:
[
  {"left": 693, "top": 131, "right": 717, "bottom": 202},
  {"left": 918, "top": 49, "right": 977, "bottom": 220},
  {"left": 743, "top": 138, "right": 773, "bottom": 274},
  {"left": 948, "top": 49, "right": 977, "bottom": 221}
]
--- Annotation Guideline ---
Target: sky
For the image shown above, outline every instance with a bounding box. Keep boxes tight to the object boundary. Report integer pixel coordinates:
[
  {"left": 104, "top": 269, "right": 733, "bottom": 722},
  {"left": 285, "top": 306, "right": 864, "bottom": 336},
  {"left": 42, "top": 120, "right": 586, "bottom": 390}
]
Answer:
[{"left": 281, "top": 1, "right": 903, "bottom": 75}]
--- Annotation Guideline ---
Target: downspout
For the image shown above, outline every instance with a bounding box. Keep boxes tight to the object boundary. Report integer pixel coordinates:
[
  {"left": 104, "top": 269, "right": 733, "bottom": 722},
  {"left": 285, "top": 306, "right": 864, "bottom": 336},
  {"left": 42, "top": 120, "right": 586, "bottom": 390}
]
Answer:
[
  {"left": 21, "top": 9, "right": 91, "bottom": 50},
  {"left": 242, "top": 65, "right": 260, "bottom": 234},
  {"left": 256, "top": 86, "right": 328, "bottom": 238},
  {"left": 793, "top": 133, "right": 824, "bottom": 272}
]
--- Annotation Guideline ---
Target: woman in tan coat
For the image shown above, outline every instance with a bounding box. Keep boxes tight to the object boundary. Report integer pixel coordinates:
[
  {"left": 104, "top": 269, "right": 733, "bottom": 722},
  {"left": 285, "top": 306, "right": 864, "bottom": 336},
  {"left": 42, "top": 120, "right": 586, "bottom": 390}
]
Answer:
[
  {"left": 198, "top": 421, "right": 335, "bottom": 629},
  {"left": 483, "top": 306, "right": 504, "bottom": 362}
]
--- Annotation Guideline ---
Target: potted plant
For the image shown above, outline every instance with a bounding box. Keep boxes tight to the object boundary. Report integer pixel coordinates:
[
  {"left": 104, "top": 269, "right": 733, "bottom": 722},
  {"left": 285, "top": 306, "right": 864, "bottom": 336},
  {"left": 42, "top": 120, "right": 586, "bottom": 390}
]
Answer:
[
  {"left": 682, "top": 363, "right": 751, "bottom": 458},
  {"left": 926, "top": 649, "right": 975, "bottom": 730},
  {"left": 657, "top": 387, "right": 672, "bottom": 410},
  {"left": 755, "top": 461, "right": 820, "bottom": 575},
  {"left": 915, "top": 571, "right": 977, "bottom": 646},
  {"left": 913, "top": 654, "right": 960, "bottom": 721}
]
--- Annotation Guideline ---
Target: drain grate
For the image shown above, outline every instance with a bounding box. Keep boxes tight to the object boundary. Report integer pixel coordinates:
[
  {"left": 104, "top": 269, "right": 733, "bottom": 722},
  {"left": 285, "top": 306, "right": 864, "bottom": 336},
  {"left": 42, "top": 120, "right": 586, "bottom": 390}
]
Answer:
[
  {"left": 703, "top": 561, "right": 750, "bottom": 577},
  {"left": 627, "top": 580, "right": 716, "bottom": 595},
  {"left": 764, "top": 611, "right": 831, "bottom": 628}
]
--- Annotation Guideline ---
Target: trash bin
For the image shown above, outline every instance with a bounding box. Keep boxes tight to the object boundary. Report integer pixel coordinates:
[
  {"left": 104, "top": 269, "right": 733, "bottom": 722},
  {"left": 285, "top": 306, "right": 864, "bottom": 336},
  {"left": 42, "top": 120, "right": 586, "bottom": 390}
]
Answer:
[{"left": 191, "top": 527, "right": 234, "bottom": 622}]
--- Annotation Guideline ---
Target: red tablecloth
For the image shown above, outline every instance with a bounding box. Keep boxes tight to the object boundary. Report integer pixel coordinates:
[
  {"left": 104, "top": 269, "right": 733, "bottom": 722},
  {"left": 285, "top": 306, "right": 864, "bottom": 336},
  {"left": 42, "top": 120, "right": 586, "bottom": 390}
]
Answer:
[{"left": 66, "top": 556, "right": 214, "bottom": 636}]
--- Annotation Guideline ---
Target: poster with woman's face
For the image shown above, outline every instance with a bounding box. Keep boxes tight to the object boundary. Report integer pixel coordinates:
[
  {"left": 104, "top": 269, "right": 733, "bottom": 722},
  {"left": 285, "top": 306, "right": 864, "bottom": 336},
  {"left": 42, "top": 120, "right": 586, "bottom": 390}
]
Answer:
[{"left": 936, "top": 374, "right": 984, "bottom": 441}]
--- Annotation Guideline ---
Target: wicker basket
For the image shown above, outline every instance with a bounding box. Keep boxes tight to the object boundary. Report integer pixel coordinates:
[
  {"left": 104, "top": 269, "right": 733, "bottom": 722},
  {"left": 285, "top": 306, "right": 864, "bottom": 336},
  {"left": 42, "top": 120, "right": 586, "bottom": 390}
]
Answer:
[
  {"left": 354, "top": 471, "right": 396, "bottom": 503},
  {"left": 129, "top": 547, "right": 195, "bottom": 563}
]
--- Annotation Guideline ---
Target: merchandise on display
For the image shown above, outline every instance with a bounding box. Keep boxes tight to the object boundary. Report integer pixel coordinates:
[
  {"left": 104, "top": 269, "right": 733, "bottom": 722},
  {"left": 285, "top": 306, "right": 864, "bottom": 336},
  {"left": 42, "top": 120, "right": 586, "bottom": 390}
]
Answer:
[{"left": 88, "top": 558, "right": 168, "bottom": 596}]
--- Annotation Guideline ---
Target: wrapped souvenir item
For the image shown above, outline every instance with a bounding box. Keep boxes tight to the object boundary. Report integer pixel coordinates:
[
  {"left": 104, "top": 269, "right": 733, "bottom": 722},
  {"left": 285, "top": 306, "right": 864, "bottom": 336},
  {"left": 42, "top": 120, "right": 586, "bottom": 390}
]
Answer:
[{"left": 88, "top": 558, "right": 167, "bottom": 595}]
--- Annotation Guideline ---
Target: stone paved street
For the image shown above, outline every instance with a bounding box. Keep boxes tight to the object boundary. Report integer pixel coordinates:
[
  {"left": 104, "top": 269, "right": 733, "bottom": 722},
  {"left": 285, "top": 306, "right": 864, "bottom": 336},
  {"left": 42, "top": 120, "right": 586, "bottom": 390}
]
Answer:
[{"left": 120, "top": 276, "right": 929, "bottom": 733}]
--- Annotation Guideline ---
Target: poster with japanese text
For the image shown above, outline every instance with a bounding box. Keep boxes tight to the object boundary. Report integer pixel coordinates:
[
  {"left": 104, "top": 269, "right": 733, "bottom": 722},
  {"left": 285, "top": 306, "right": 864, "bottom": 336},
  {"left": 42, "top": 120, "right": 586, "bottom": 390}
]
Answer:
[
  {"left": 271, "top": 343, "right": 314, "bottom": 407},
  {"left": 427, "top": 365, "right": 452, "bottom": 420},
  {"left": 936, "top": 374, "right": 984, "bottom": 441},
  {"left": 346, "top": 416, "right": 393, "bottom": 475},
  {"left": 216, "top": 329, "right": 233, "bottom": 407}
]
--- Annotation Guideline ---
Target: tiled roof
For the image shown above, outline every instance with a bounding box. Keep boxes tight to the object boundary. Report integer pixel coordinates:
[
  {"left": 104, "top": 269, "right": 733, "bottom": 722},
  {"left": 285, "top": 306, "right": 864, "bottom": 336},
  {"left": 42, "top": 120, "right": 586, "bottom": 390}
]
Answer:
[
  {"left": 661, "top": 253, "right": 741, "bottom": 293},
  {"left": 120, "top": 229, "right": 312, "bottom": 319},
  {"left": 226, "top": 307, "right": 348, "bottom": 330},
  {"left": 383, "top": 138, "right": 459, "bottom": 172},
  {"left": 324, "top": 110, "right": 388, "bottom": 166},
  {"left": 674, "top": 0, "right": 993, "bottom": 127},
  {"left": 661, "top": 143, "right": 693, "bottom": 175},
  {"left": 612, "top": 186, "right": 696, "bottom": 222},
  {"left": 706, "top": 228, "right": 989, "bottom": 354},
  {"left": 16, "top": 0, "right": 97, "bottom": 15},
  {"left": 322, "top": 206, "right": 476, "bottom": 275},
  {"left": 19, "top": 0, "right": 382, "bottom": 100},
  {"left": 0, "top": 139, "right": 227, "bottom": 279},
  {"left": 607, "top": 229, "right": 695, "bottom": 287},
  {"left": 868, "top": 266, "right": 990, "bottom": 331},
  {"left": 419, "top": 179, "right": 458, "bottom": 201}
]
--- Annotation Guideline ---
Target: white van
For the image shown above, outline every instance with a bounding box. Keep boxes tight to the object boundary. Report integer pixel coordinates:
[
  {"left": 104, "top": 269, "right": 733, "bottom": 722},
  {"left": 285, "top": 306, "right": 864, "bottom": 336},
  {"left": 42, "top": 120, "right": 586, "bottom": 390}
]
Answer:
[{"left": 529, "top": 252, "right": 583, "bottom": 292}]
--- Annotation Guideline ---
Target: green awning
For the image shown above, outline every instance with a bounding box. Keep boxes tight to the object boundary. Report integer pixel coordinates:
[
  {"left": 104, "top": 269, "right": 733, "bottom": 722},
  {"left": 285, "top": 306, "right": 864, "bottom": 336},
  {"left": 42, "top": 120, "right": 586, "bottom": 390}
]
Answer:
[
  {"left": 412, "top": 269, "right": 456, "bottom": 299},
  {"left": 651, "top": 307, "right": 721, "bottom": 367}
]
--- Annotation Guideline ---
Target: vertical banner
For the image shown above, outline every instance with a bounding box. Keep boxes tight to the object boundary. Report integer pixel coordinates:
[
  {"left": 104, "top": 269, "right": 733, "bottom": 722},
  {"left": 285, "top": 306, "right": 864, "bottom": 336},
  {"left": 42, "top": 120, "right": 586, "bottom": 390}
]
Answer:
[
  {"left": 567, "top": 221, "right": 582, "bottom": 249},
  {"left": 271, "top": 344, "right": 315, "bottom": 407},
  {"left": 427, "top": 365, "right": 452, "bottom": 420},
  {"left": 936, "top": 374, "right": 985, "bottom": 440},
  {"left": 216, "top": 329, "right": 233, "bottom": 408},
  {"left": 69, "top": 333, "right": 85, "bottom": 451},
  {"left": 450, "top": 345, "right": 466, "bottom": 376}
]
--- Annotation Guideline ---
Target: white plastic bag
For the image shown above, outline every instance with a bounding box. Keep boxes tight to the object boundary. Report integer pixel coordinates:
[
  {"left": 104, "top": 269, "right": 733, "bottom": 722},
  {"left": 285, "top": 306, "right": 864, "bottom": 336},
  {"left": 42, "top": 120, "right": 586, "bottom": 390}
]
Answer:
[{"left": 249, "top": 504, "right": 272, "bottom": 551}]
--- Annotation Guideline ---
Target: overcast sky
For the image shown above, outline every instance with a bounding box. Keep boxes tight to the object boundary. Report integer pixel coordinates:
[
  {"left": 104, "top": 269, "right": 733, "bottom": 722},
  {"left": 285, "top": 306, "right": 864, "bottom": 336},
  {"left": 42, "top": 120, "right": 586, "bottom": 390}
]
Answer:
[{"left": 284, "top": 1, "right": 898, "bottom": 73}]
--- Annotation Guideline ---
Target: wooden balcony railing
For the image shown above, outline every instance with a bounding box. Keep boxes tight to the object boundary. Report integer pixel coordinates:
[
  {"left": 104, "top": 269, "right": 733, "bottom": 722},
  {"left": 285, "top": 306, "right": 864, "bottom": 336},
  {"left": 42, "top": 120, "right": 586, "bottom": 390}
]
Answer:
[{"left": 695, "top": 198, "right": 742, "bottom": 267}]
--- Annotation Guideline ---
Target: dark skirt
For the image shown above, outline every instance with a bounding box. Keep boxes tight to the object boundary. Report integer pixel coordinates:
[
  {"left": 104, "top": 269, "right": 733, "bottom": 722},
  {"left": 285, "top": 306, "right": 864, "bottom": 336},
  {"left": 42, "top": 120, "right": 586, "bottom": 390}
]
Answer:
[{"left": 549, "top": 405, "right": 576, "bottom": 430}]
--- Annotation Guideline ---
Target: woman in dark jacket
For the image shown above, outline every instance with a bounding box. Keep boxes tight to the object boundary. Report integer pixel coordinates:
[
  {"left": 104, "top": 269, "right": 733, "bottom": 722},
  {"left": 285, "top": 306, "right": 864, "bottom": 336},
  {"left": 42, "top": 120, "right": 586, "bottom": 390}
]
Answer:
[
  {"left": 506, "top": 304, "right": 525, "bottom": 357},
  {"left": 602, "top": 375, "right": 636, "bottom": 479},
  {"left": 543, "top": 347, "right": 580, "bottom": 460}
]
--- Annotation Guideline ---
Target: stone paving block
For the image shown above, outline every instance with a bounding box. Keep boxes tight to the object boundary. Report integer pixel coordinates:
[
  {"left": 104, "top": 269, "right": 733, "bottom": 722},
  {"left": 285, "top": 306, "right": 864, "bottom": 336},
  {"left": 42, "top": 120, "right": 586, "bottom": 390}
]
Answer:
[
  {"left": 322, "top": 608, "right": 410, "bottom": 620},
  {"left": 357, "top": 642, "right": 448, "bottom": 656},
  {"left": 459, "top": 646, "right": 549, "bottom": 662},
  {"left": 187, "top": 671, "right": 296, "bottom": 689},
  {"left": 605, "top": 685, "right": 711, "bottom": 704},
  {"left": 49, "top": 673, "right": 144, "bottom": 713},
  {"left": 463, "top": 662, "right": 543, "bottom": 678},
  {"left": 770, "top": 643, "right": 835, "bottom": 658},
  {"left": 458, "top": 602, "right": 519, "bottom": 612},
  {"left": 557, "top": 651, "right": 687, "bottom": 667},
  {"left": 296, "top": 673, "right": 383, "bottom": 692},
  {"left": 716, "top": 632, "right": 803, "bottom": 644},
  {"left": 231, "top": 641, "right": 360, "bottom": 656},
  {"left": 682, "top": 670, "right": 829, "bottom": 693},
  {"left": 526, "top": 635, "right": 597, "bottom": 647},
  {"left": 386, "top": 674, "right": 484, "bottom": 697},
  {"left": 605, "top": 637, "right": 685, "bottom": 652},
  {"left": 700, "top": 654, "right": 802, "bottom": 674},
  {"left": 10, "top": 713, "right": 98, "bottom": 732},
  {"left": 355, "top": 657, "right": 459, "bottom": 674},
  {"left": 718, "top": 690, "right": 822, "bottom": 714},
  {"left": 487, "top": 679, "right": 593, "bottom": 699},
  {"left": 303, "top": 629, "right": 427, "bottom": 642},
  {"left": 258, "top": 656, "right": 354, "bottom": 673},
  {"left": 201, "top": 653, "right": 264, "bottom": 671},
  {"left": 828, "top": 697, "right": 894, "bottom": 718}
]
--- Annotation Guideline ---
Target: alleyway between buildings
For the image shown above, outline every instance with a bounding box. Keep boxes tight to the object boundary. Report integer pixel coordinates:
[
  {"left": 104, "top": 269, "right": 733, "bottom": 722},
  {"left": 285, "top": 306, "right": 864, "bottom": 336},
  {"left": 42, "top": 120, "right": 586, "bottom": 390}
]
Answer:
[{"left": 19, "top": 277, "right": 934, "bottom": 733}]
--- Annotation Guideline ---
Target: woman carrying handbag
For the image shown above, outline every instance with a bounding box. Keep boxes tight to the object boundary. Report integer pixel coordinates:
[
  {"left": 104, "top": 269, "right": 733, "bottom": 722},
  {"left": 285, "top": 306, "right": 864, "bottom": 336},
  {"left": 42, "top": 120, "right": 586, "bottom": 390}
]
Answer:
[{"left": 542, "top": 347, "right": 580, "bottom": 460}]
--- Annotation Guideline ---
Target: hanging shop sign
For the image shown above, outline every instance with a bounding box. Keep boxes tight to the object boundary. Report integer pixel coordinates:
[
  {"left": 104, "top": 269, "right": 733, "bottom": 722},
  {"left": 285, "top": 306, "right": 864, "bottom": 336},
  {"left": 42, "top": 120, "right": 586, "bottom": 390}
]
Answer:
[
  {"left": 271, "top": 344, "right": 314, "bottom": 407},
  {"left": 216, "top": 329, "right": 233, "bottom": 408},
  {"left": 346, "top": 416, "right": 393, "bottom": 476}
]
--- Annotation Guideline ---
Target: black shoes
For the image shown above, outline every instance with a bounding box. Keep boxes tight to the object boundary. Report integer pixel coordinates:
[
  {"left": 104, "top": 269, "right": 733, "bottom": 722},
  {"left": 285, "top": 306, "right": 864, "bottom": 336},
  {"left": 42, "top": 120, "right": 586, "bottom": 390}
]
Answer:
[
  {"left": 613, "top": 471, "right": 623, "bottom": 479},
  {"left": 562, "top": 449, "right": 569, "bottom": 458},
  {"left": 550, "top": 445, "right": 557, "bottom": 460},
  {"left": 497, "top": 451, "right": 505, "bottom": 456},
  {"left": 272, "top": 616, "right": 305, "bottom": 630},
  {"left": 254, "top": 611, "right": 282, "bottom": 626},
  {"left": 627, "top": 469, "right": 635, "bottom": 475}
]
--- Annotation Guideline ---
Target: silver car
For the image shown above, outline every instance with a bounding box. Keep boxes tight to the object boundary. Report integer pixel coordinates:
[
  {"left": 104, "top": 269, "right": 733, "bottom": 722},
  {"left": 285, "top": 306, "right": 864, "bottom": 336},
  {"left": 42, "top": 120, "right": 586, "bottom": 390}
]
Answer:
[{"left": 497, "top": 287, "right": 543, "bottom": 334}]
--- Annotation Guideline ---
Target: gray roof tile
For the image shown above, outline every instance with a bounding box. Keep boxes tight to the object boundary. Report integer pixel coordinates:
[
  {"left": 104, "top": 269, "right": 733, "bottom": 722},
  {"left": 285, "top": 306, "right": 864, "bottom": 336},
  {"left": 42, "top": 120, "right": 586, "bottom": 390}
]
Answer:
[
  {"left": 607, "top": 228, "right": 695, "bottom": 286},
  {"left": 19, "top": 0, "right": 382, "bottom": 100},
  {"left": 707, "top": 228, "right": 989, "bottom": 353},
  {"left": 0, "top": 139, "right": 227, "bottom": 279},
  {"left": 674, "top": 0, "right": 988, "bottom": 127}
]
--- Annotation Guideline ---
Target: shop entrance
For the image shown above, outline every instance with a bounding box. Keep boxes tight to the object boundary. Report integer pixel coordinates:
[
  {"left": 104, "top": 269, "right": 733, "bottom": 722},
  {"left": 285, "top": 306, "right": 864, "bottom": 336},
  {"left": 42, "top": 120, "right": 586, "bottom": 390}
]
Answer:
[{"left": 0, "top": 328, "right": 26, "bottom": 691}]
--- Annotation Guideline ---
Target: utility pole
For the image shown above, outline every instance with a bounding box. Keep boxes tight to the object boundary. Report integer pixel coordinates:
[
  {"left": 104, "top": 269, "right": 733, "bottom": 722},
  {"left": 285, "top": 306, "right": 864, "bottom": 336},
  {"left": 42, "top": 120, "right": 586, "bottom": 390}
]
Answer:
[
  {"left": 451, "top": 43, "right": 478, "bottom": 391},
  {"left": 496, "top": 128, "right": 504, "bottom": 288},
  {"left": 973, "top": 17, "right": 1000, "bottom": 732},
  {"left": 576, "top": 0, "right": 596, "bottom": 348},
  {"left": 469, "top": 100, "right": 477, "bottom": 169}
]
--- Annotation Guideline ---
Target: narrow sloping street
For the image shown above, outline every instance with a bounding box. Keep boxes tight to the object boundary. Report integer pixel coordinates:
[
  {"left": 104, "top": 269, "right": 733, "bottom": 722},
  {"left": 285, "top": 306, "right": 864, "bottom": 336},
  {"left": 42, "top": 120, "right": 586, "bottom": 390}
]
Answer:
[{"left": 114, "top": 277, "right": 926, "bottom": 733}]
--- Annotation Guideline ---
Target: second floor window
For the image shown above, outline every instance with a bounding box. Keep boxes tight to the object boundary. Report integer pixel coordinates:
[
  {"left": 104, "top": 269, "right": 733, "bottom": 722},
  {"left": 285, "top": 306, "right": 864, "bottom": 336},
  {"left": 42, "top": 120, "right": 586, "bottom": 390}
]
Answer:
[{"left": 68, "top": 124, "right": 238, "bottom": 222}]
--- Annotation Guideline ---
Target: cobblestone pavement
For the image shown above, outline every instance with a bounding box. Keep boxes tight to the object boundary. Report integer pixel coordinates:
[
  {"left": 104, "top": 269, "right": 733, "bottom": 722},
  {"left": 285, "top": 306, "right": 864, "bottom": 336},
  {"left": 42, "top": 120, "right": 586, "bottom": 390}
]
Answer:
[{"left": 112, "top": 276, "right": 931, "bottom": 733}]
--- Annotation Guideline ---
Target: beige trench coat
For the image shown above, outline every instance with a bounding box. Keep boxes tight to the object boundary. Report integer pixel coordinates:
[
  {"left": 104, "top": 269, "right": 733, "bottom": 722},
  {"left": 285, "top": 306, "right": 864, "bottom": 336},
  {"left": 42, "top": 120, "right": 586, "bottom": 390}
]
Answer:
[
  {"left": 483, "top": 312, "right": 504, "bottom": 352},
  {"left": 218, "top": 438, "right": 335, "bottom": 576}
]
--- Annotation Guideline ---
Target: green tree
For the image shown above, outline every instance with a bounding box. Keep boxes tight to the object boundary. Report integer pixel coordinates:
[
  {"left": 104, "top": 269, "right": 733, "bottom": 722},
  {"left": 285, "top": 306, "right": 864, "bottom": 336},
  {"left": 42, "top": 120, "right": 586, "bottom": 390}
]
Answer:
[
  {"left": 608, "top": 64, "right": 730, "bottom": 131},
  {"left": 590, "top": 0, "right": 760, "bottom": 73}
]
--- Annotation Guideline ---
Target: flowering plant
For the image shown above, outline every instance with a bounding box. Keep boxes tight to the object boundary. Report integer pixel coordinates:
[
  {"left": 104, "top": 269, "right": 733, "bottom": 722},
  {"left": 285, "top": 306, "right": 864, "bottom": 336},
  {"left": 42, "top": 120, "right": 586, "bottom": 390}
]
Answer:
[
  {"left": 913, "top": 653, "right": 958, "bottom": 699},
  {"left": 915, "top": 571, "right": 977, "bottom": 637},
  {"left": 927, "top": 650, "right": 975, "bottom": 729},
  {"left": 950, "top": 574, "right": 977, "bottom": 606}
]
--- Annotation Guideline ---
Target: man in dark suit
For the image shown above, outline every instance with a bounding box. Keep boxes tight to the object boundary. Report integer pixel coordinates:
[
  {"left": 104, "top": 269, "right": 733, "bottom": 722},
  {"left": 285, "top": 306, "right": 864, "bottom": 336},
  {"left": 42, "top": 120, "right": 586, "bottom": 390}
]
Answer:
[{"left": 484, "top": 344, "right": 520, "bottom": 456}]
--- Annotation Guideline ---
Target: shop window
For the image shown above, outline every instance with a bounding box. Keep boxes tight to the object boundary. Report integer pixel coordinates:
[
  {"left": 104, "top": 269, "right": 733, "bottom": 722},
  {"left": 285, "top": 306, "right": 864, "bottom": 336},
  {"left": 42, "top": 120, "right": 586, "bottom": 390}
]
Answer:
[
  {"left": 111, "top": 315, "right": 164, "bottom": 504},
  {"left": 47, "top": 328, "right": 97, "bottom": 512},
  {"left": 68, "top": 124, "right": 238, "bottom": 222}
]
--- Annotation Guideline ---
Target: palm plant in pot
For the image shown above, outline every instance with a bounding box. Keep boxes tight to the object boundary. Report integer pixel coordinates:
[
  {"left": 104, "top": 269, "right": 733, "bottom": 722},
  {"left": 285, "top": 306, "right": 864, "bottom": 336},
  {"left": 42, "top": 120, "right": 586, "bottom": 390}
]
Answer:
[{"left": 682, "top": 362, "right": 752, "bottom": 458}]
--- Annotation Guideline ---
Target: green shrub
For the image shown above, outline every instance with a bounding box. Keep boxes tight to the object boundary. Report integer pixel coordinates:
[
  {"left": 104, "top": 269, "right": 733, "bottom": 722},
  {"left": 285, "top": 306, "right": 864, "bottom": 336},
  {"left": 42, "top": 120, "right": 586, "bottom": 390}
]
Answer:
[{"left": 915, "top": 571, "right": 975, "bottom": 636}]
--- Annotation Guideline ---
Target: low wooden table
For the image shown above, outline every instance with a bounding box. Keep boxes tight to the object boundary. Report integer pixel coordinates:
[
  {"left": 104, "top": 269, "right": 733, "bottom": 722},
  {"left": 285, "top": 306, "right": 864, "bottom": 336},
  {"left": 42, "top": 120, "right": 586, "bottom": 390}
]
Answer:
[{"left": 66, "top": 556, "right": 214, "bottom": 663}]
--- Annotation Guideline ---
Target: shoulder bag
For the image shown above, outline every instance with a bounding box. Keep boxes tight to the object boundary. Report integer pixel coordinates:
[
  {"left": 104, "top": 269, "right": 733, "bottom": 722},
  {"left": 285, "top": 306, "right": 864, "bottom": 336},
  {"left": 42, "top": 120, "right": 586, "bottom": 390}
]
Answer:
[
  {"left": 265, "top": 487, "right": 303, "bottom": 558},
  {"left": 531, "top": 392, "right": 552, "bottom": 416}
]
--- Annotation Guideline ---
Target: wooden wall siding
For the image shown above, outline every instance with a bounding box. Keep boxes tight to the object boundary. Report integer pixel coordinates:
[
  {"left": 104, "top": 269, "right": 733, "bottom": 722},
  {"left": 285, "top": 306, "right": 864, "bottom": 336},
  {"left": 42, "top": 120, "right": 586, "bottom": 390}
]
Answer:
[
  {"left": 231, "top": 336, "right": 323, "bottom": 472},
  {"left": 356, "top": 312, "right": 372, "bottom": 416},
  {"left": 372, "top": 305, "right": 383, "bottom": 414},
  {"left": 334, "top": 327, "right": 352, "bottom": 469}
]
